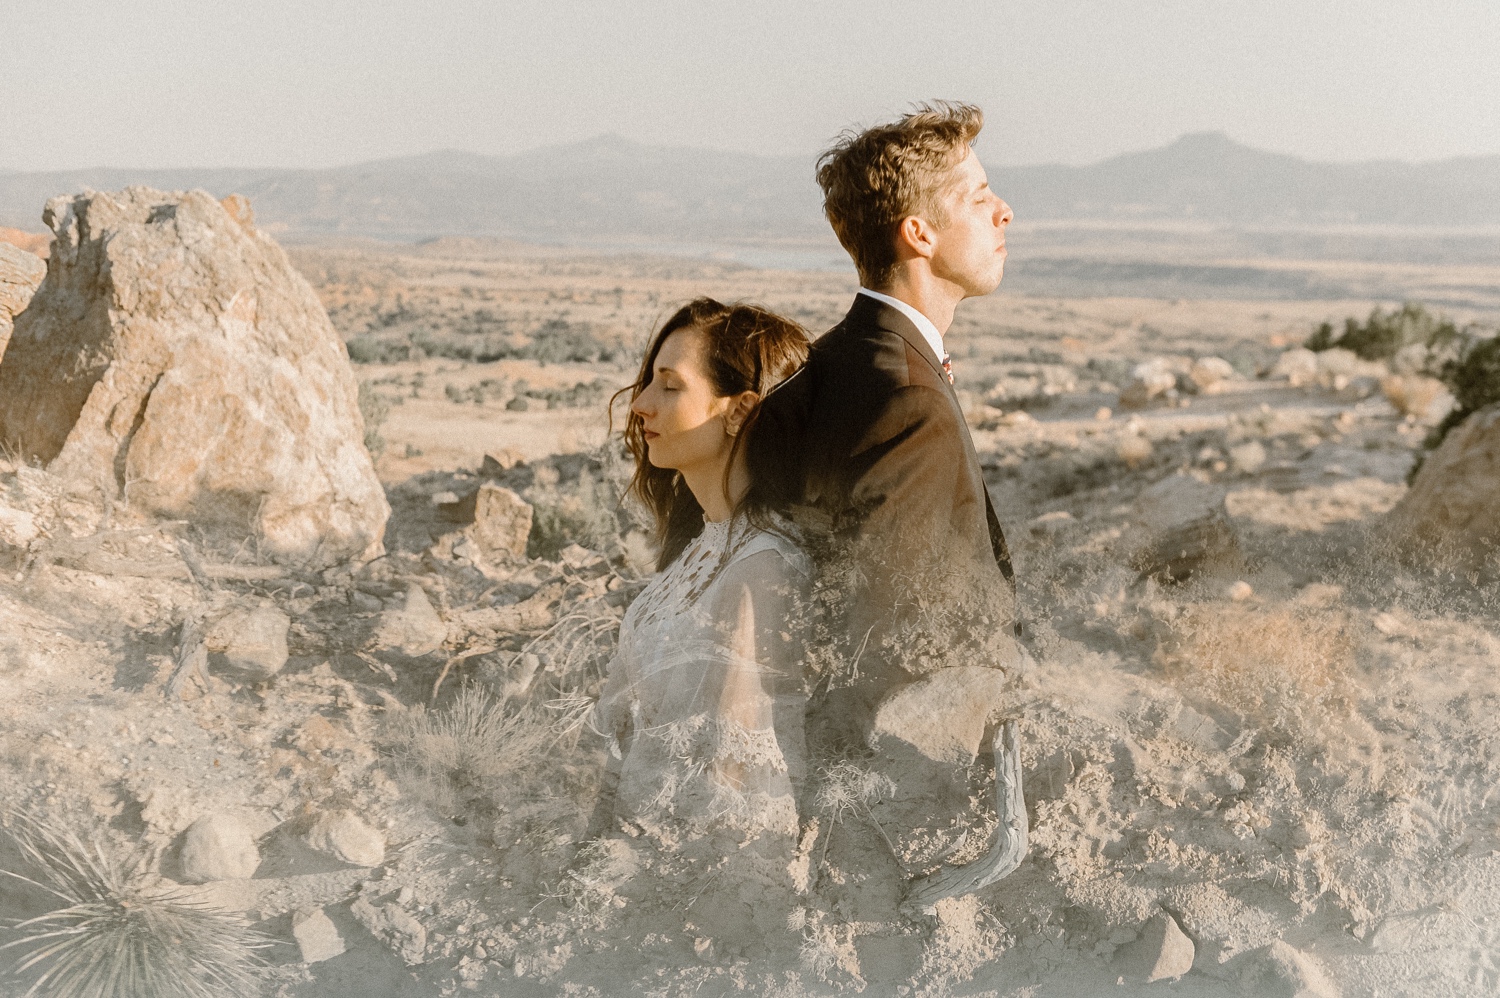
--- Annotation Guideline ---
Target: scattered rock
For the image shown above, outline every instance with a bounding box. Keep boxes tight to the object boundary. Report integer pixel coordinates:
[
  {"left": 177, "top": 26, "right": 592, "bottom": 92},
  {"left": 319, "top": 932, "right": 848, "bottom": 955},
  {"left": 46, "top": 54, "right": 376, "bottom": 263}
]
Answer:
[
  {"left": 868, "top": 666, "right": 1016, "bottom": 766},
  {"left": 1270, "top": 348, "right": 1319, "bottom": 387},
  {"left": 1243, "top": 940, "right": 1340, "bottom": 997},
  {"left": 374, "top": 583, "right": 448, "bottom": 657},
  {"left": 0, "top": 502, "right": 39, "bottom": 551},
  {"left": 468, "top": 484, "right": 534, "bottom": 562},
  {"left": 1095, "top": 406, "right": 1113, "bottom": 421},
  {"left": 304, "top": 810, "right": 385, "bottom": 867},
  {"left": 1130, "top": 475, "right": 1238, "bottom": 582},
  {"left": 1380, "top": 374, "right": 1453, "bottom": 424},
  {"left": 1117, "top": 433, "right": 1154, "bottom": 468},
  {"left": 0, "top": 242, "right": 46, "bottom": 360},
  {"left": 1117, "top": 912, "right": 1195, "bottom": 982},
  {"left": 0, "top": 188, "right": 389, "bottom": 567},
  {"left": 1120, "top": 358, "right": 1180, "bottom": 409},
  {"left": 1386, "top": 403, "right": 1500, "bottom": 573},
  {"left": 1228, "top": 441, "right": 1267, "bottom": 473},
  {"left": 480, "top": 449, "right": 524, "bottom": 475},
  {"left": 352, "top": 896, "right": 427, "bottom": 965},
  {"left": 1226, "top": 580, "right": 1254, "bottom": 601},
  {"left": 292, "top": 907, "right": 346, "bottom": 963},
  {"left": 1188, "top": 356, "right": 1235, "bottom": 394},
  {"left": 179, "top": 813, "right": 260, "bottom": 882},
  {"left": 204, "top": 604, "right": 290, "bottom": 680}
]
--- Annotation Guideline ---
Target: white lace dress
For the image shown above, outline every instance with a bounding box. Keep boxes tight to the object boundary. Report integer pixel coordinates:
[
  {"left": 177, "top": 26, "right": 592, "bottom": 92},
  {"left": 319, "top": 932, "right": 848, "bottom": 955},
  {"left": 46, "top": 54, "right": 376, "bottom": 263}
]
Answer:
[{"left": 593, "top": 518, "right": 810, "bottom": 838}]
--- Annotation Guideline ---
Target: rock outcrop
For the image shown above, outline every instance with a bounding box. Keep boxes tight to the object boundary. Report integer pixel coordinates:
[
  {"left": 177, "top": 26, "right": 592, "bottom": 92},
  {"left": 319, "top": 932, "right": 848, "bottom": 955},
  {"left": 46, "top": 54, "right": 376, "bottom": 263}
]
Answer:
[
  {"left": 0, "top": 242, "right": 46, "bottom": 361},
  {"left": 1386, "top": 403, "right": 1500, "bottom": 573},
  {"left": 0, "top": 187, "right": 388, "bottom": 566}
]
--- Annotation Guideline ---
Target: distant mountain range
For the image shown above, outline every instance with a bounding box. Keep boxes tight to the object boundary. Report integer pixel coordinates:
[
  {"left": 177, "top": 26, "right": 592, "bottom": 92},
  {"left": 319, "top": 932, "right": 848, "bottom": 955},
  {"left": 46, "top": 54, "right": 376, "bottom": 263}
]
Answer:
[{"left": 3, "top": 132, "right": 1498, "bottom": 241}]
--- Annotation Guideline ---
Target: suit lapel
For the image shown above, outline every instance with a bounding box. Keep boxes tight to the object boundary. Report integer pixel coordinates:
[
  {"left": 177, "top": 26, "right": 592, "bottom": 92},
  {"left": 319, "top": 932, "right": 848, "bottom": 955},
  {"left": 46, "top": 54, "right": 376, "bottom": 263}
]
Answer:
[{"left": 849, "top": 295, "right": 948, "bottom": 386}]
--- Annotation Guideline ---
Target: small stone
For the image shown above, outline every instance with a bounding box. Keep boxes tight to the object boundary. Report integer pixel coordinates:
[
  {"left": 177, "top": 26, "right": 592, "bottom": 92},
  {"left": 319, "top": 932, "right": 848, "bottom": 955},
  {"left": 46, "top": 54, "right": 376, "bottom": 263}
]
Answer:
[
  {"left": 374, "top": 583, "right": 447, "bottom": 657},
  {"left": 1117, "top": 912, "right": 1194, "bottom": 982},
  {"left": 180, "top": 813, "right": 260, "bottom": 882},
  {"left": 352, "top": 896, "right": 427, "bottom": 965},
  {"left": 1117, "top": 434, "right": 1153, "bottom": 468},
  {"left": 1095, "top": 406, "right": 1113, "bottom": 421},
  {"left": 480, "top": 449, "right": 523, "bottom": 475},
  {"left": 1245, "top": 940, "right": 1340, "bottom": 997},
  {"left": 1270, "top": 348, "right": 1319, "bottom": 387},
  {"left": 1226, "top": 580, "right": 1253, "bottom": 602},
  {"left": 204, "top": 604, "right": 290, "bottom": 679},
  {"left": 1120, "top": 358, "right": 1179, "bottom": 409},
  {"left": 470, "top": 484, "right": 533, "bottom": 562},
  {"left": 1229, "top": 441, "right": 1267, "bottom": 473},
  {"left": 0, "top": 503, "right": 38, "bottom": 550},
  {"left": 1188, "top": 356, "right": 1235, "bottom": 393},
  {"left": 292, "top": 907, "right": 346, "bottom": 963},
  {"left": 305, "top": 810, "right": 385, "bottom": 867}
]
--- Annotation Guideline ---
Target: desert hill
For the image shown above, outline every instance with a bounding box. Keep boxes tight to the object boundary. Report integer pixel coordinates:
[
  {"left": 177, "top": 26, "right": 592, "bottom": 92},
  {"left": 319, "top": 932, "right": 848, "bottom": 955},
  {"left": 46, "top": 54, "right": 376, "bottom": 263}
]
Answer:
[{"left": 3, "top": 132, "right": 1498, "bottom": 240}]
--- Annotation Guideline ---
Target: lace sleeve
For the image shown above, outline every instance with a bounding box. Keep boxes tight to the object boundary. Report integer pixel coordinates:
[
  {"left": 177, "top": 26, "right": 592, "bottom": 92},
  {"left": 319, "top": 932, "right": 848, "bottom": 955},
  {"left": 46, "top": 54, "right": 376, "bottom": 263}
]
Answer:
[{"left": 700, "top": 547, "right": 810, "bottom": 791}]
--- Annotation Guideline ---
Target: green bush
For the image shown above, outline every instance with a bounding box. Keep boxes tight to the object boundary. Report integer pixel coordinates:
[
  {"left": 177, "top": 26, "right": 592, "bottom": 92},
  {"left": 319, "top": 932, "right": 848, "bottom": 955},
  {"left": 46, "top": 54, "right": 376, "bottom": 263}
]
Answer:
[
  {"left": 527, "top": 472, "right": 621, "bottom": 560},
  {"left": 1425, "top": 333, "right": 1500, "bottom": 452},
  {"left": 357, "top": 382, "right": 389, "bottom": 456},
  {"left": 1305, "top": 302, "right": 1463, "bottom": 362}
]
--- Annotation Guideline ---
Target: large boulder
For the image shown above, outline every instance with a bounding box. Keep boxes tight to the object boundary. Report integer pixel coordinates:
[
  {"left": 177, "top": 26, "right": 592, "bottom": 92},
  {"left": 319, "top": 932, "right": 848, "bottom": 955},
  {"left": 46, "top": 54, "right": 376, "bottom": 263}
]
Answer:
[
  {"left": 0, "top": 188, "right": 388, "bottom": 566},
  {"left": 1386, "top": 403, "right": 1500, "bottom": 573},
  {"left": 0, "top": 242, "right": 46, "bottom": 361}
]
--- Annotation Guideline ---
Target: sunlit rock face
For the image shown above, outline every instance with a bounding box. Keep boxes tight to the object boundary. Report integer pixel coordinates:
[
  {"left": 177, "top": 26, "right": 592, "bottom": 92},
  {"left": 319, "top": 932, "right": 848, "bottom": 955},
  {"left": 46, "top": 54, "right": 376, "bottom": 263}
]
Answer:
[
  {"left": 0, "top": 241, "right": 45, "bottom": 361},
  {"left": 0, "top": 187, "right": 388, "bottom": 567},
  {"left": 1387, "top": 403, "right": 1500, "bottom": 575}
]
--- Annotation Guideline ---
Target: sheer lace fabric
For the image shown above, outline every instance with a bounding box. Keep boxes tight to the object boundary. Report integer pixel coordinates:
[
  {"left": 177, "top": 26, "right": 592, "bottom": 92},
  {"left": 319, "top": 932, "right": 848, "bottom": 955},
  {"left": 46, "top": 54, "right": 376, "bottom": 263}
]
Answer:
[{"left": 594, "top": 519, "right": 809, "bottom": 838}]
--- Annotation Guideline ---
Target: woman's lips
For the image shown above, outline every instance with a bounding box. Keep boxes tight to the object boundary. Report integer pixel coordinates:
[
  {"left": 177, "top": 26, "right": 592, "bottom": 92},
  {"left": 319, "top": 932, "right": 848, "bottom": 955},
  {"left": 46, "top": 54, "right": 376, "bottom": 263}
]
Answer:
[{"left": 643, "top": 430, "right": 659, "bottom": 441}]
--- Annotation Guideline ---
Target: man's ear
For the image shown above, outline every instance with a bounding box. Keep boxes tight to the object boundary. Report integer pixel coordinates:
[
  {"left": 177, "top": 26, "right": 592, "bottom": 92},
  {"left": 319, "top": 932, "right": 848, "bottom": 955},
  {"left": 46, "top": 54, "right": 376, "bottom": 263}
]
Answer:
[
  {"left": 895, "top": 215, "right": 938, "bottom": 262},
  {"left": 724, "top": 391, "right": 759, "bottom": 437}
]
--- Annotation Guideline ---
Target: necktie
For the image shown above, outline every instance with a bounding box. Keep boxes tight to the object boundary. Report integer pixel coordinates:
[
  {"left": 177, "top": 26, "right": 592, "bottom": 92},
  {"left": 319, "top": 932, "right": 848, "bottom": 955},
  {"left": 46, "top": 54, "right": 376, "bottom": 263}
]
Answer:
[{"left": 941, "top": 353, "right": 954, "bottom": 385}]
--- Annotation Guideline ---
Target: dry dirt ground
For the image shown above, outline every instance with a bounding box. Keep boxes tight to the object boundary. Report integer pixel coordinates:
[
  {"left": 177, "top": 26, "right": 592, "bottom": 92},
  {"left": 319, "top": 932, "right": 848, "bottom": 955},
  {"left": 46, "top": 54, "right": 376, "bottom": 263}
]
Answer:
[{"left": 3, "top": 239, "right": 1500, "bottom": 998}]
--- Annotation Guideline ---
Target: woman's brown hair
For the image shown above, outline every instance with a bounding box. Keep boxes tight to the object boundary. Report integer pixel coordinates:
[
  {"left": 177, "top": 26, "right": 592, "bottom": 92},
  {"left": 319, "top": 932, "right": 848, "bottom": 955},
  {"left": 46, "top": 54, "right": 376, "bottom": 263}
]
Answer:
[{"left": 612, "top": 298, "right": 809, "bottom": 570}]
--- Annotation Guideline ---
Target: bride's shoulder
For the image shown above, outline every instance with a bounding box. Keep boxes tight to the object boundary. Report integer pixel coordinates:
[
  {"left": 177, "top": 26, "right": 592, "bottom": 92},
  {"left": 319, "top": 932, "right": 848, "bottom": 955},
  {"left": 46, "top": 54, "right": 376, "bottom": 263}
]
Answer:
[{"left": 728, "top": 516, "right": 811, "bottom": 576}]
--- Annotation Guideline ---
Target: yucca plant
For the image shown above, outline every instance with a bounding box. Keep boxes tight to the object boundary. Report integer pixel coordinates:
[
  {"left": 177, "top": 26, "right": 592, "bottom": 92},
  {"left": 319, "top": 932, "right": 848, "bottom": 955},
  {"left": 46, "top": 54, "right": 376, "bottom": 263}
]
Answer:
[{"left": 0, "top": 811, "right": 267, "bottom": 998}]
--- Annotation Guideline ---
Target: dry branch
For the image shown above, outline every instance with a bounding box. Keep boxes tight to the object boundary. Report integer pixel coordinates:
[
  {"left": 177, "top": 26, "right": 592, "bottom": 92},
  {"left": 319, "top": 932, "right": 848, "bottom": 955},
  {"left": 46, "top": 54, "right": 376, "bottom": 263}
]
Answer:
[{"left": 901, "top": 719, "right": 1028, "bottom": 916}]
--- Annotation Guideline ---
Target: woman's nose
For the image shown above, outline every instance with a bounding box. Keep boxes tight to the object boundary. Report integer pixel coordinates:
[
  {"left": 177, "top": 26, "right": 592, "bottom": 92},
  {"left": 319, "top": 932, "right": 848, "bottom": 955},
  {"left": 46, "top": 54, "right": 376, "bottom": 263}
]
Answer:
[{"left": 631, "top": 388, "right": 652, "bottom": 416}]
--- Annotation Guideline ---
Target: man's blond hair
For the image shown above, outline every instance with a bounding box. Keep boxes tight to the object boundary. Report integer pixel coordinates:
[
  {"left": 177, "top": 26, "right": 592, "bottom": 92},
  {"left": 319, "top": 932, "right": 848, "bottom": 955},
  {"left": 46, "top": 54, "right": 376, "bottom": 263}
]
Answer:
[{"left": 815, "top": 101, "right": 984, "bottom": 289}]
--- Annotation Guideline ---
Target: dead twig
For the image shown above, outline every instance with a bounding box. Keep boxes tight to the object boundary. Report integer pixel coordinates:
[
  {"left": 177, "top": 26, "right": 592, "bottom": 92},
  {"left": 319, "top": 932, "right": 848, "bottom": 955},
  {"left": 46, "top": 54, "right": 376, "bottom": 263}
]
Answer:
[{"left": 901, "top": 719, "right": 1028, "bottom": 916}]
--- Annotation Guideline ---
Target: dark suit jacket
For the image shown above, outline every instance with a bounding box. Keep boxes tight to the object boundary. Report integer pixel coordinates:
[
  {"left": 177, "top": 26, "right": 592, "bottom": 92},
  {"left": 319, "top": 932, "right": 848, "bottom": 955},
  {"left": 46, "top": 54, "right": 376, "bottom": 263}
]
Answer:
[{"left": 747, "top": 294, "right": 1016, "bottom": 748}]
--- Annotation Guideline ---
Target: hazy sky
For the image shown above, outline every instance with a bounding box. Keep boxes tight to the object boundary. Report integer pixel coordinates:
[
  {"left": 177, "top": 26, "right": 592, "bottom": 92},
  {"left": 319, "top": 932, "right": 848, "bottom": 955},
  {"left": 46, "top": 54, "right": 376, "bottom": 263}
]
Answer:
[{"left": 4, "top": 0, "right": 1497, "bottom": 172}]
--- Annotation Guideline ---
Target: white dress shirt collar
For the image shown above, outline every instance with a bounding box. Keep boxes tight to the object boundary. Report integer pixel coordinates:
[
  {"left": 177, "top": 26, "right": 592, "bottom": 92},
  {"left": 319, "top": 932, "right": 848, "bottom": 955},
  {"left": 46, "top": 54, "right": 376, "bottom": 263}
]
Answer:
[{"left": 857, "top": 288, "right": 946, "bottom": 364}]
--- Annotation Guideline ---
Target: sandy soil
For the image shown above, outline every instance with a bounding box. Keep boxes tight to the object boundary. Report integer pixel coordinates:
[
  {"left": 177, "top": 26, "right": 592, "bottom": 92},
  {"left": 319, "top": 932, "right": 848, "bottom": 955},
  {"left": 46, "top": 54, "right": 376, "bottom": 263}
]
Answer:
[{"left": 2, "top": 241, "right": 1499, "bottom": 997}]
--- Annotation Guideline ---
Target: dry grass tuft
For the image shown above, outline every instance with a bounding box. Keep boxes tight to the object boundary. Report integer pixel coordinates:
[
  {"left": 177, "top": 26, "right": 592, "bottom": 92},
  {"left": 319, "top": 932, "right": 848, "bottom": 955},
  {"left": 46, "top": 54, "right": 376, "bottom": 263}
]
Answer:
[
  {"left": 1152, "top": 601, "right": 1356, "bottom": 738},
  {"left": 0, "top": 811, "right": 266, "bottom": 998},
  {"left": 387, "top": 684, "right": 557, "bottom": 819}
]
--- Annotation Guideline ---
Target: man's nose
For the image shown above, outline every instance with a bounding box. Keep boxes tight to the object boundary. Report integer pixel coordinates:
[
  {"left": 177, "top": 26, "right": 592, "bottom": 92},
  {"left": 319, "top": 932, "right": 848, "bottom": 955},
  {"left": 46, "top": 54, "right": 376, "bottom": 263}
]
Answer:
[{"left": 996, "top": 199, "right": 1013, "bottom": 226}]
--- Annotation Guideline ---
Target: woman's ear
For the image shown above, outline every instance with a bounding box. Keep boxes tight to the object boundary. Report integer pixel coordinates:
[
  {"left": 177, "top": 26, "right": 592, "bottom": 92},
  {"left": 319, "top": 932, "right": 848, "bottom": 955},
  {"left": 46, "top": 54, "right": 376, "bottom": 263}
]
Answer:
[{"left": 723, "top": 391, "right": 760, "bottom": 437}]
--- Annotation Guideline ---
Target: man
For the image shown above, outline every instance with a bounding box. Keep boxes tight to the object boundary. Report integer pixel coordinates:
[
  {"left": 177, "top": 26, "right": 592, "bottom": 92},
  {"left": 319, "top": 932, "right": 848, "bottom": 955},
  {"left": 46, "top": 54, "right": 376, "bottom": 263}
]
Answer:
[{"left": 746, "top": 101, "right": 1026, "bottom": 908}]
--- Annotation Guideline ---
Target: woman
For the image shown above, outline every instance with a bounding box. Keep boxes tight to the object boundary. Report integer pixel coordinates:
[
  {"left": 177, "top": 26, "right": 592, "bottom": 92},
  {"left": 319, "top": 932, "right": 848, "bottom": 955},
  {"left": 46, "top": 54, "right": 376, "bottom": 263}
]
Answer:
[{"left": 593, "top": 298, "right": 811, "bottom": 843}]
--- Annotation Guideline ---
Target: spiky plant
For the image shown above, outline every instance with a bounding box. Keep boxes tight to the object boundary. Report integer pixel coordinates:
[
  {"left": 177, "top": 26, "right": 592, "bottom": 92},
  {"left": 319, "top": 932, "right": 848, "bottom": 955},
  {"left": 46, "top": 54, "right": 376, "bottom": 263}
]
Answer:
[{"left": 0, "top": 811, "right": 266, "bottom": 998}]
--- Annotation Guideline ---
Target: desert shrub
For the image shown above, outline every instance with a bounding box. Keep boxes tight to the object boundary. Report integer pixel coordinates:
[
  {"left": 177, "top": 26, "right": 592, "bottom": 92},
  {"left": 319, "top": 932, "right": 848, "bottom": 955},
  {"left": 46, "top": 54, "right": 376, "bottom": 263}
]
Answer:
[
  {"left": 1425, "top": 332, "right": 1500, "bottom": 448},
  {"left": 528, "top": 472, "right": 622, "bottom": 560},
  {"left": 1152, "top": 602, "right": 1355, "bottom": 742},
  {"left": 1304, "top": 301, "right": 1462, "bottom": 362},
  {"left": 0, "top": 811, "right": 266, "bottom": 998},
  {"left": 526, "top": 320, "right": 619, "bottom": 365},
  {"left": 347, "top": 334, "right": 411, "bottom": 364},
  {"left": 357, "top": 381, "right": 389, "bottom": 456},
  {"left": 387, "top": 685, "right": 556, "bottom": 820}
]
